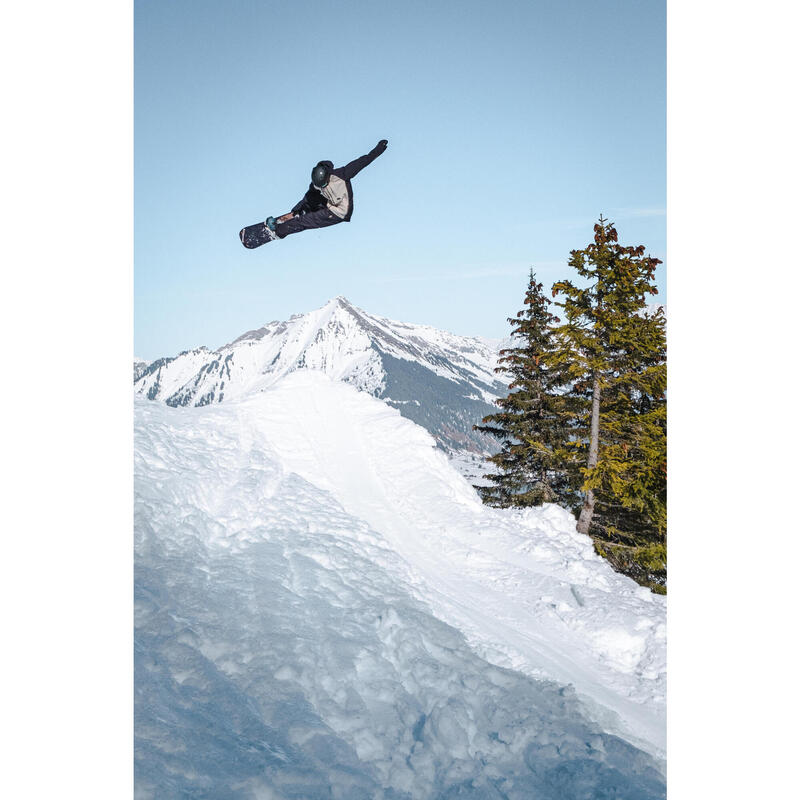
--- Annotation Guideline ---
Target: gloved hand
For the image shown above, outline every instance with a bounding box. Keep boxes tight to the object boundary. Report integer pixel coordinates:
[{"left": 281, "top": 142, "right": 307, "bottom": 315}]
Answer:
[{"left": 376, "top": 139, "right": 388, "bottom": 153}]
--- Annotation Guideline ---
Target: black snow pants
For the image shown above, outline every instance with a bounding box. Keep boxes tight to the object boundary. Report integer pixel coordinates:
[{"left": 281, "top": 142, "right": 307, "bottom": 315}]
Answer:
[{"left": 276, "top": 207, "right": 342, "bottom": 239}]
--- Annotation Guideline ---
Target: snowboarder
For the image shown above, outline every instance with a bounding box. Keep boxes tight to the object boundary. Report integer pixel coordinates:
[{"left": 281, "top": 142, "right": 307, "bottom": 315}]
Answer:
[{"left": 239, "top": 139, "right": 389, "bottom": 249}]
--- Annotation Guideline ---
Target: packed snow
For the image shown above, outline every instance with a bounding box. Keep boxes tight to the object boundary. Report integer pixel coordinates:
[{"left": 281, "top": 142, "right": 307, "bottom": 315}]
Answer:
[{"left": 135, "top": 371, "right": 666, "bottom": 797}]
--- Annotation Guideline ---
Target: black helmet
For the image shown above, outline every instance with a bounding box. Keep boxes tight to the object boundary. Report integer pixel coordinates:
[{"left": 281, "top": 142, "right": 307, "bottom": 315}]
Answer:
[{"left": 311, "top": 163, "right": 330, "bottom": 189}]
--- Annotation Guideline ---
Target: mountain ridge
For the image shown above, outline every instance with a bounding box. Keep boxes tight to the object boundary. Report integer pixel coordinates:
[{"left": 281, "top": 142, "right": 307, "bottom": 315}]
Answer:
[{"left": 134, "top": 297, "right": 508, "bottom": 454}]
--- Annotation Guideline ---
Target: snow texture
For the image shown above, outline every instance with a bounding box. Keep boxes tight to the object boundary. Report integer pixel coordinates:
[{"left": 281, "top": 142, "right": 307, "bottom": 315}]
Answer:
[{"left": 135, "top": 372, "right": 666, "bottom": 798}]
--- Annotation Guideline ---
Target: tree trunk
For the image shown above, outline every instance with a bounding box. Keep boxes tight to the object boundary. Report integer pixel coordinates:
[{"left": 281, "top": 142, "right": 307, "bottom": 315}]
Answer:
[{"left": 577, "top": 374, "right": 601, "bottom": 535}]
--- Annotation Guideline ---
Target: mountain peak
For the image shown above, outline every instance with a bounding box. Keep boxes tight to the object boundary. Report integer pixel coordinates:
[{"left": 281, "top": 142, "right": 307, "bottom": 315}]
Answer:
[
  {"left": 323, "top": 295, "right": 354, "bottom": 312},
  {"left": 134, "top": 298, "right": 507, "bottom": 453}
]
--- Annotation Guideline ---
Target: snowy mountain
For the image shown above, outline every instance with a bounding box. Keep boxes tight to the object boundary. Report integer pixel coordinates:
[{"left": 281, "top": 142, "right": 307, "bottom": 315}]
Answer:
[
  {"left": 135, "top": 372, "right": 666, "bottom": 797},
  {"left": 133, "top": 358, "right": 149, "bottom": 382},
  {"left": 134, "top": 297, "right": 506, "bottom": 454}
]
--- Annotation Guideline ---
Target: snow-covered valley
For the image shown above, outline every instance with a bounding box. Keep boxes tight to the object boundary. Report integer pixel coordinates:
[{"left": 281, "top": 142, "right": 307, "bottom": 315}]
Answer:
[{"left": 135, "top": 371, "right": 666, "bottom": 798}]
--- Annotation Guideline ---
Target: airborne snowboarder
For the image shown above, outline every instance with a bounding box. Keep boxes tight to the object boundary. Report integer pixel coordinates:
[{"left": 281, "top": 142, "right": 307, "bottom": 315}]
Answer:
[{"left": 239, "top": 139, "right": 389, "bottom": 249}]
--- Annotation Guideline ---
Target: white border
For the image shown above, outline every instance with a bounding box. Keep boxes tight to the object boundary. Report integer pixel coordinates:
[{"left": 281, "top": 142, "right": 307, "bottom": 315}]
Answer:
[{"left": 2, "top": 1, "right": 132, "bottom": 794}]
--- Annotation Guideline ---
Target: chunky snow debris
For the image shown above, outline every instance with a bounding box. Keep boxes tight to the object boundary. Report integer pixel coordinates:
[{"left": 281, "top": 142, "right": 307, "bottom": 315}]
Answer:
[{"left": 135, "top": 372, "right": 666, "bottom": 797}]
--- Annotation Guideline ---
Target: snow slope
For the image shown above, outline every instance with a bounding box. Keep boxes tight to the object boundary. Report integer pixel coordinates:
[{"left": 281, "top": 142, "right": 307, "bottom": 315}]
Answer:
[
  {"left": 135, "top": 372, "right": 666, "bottom": 797},
  {"left": 241, "top": 373, "right": 666, "bottom": 752}
]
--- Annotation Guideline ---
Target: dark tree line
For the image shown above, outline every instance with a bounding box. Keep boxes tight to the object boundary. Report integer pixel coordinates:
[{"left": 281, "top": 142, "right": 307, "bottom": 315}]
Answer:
[{"left": 476, "top": 218, "right": 667, "bottom": 592}]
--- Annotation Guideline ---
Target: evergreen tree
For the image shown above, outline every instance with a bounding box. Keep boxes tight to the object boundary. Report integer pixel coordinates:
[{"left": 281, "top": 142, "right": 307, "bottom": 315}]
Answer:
[
  {"left": 551, "top": 218, "right": 666, "bottom": 589},
  {"left": 474, "top": 271, "right": 575, "bottom": 507}
]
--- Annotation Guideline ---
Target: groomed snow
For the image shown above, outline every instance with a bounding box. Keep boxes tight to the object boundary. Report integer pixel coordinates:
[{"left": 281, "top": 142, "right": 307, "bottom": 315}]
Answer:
[{"left": 135, "top": 371, "right": 666, "bottom": 797}]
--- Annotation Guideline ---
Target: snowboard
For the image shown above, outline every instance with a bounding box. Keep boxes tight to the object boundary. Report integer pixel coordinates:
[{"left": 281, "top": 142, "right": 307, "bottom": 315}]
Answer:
[{"left": 239, "top": 219, "right": 277, "bottom": 249}]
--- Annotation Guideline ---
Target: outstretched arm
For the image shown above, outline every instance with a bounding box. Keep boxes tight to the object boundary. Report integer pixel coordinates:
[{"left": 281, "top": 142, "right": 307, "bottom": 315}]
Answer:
[{"left": 340, "top": 139, "right": 388, "bottom": 180}]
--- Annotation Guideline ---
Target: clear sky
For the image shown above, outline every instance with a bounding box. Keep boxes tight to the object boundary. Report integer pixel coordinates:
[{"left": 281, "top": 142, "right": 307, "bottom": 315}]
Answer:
[{"left": 134, "top": 0, "right": 665, "bottom": 360}]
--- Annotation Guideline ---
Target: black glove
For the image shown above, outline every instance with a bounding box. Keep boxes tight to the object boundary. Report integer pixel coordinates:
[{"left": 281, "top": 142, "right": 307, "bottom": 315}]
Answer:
[{"left": 376, "top": 139, "right": 388, "bottom": 153}]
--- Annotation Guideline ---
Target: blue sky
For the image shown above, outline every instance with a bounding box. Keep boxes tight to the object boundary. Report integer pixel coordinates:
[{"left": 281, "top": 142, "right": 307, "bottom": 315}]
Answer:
[{"left": 135, "top": 0, "right": 665, "bottom": 360}]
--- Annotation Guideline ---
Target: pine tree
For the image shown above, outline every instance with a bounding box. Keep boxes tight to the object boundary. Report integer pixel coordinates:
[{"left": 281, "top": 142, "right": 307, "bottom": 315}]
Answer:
[
  {"left": 551, "top": 218, "right": 666, "bottom": 589},
  {"left": 474, "top": 271, "right": 575, "bottom": 507}
]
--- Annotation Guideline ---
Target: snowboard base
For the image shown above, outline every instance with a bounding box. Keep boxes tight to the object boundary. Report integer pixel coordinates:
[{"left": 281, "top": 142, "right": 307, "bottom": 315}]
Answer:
[{"left": 239, "top": 220, "right": 276, "bottom": 249}]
